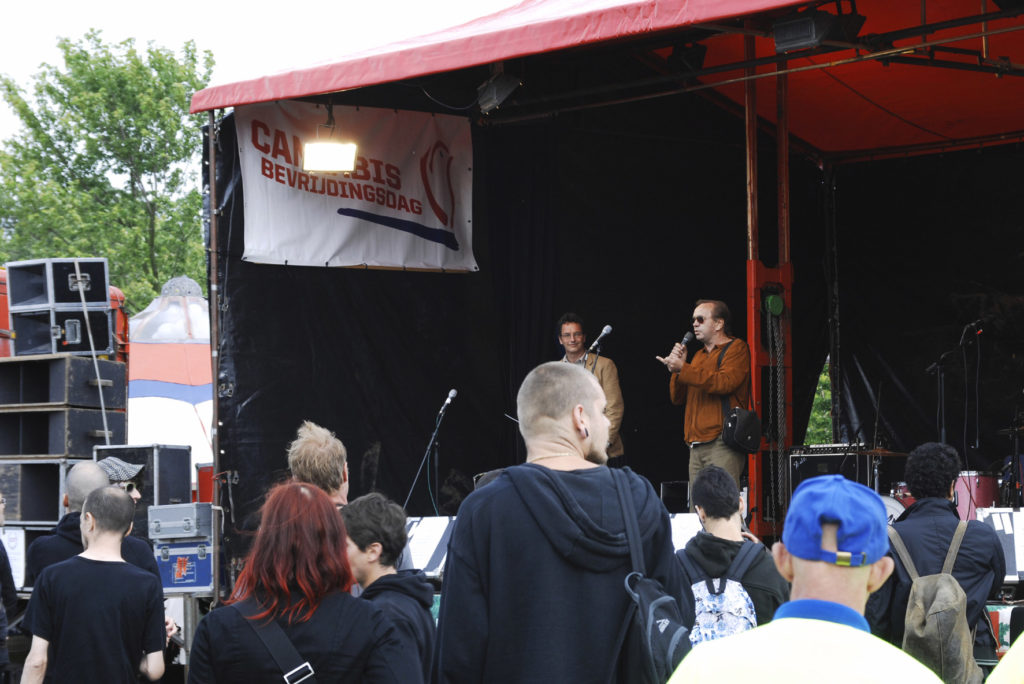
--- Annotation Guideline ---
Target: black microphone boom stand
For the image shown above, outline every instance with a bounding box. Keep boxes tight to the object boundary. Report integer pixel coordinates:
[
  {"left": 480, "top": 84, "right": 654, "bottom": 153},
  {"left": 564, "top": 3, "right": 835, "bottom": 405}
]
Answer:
[
  {"left": 404, "top": 393, "right": 455, "bottom": 513},
  {"left": 926, "top": 349, "right": 956, "bottom": 446}
]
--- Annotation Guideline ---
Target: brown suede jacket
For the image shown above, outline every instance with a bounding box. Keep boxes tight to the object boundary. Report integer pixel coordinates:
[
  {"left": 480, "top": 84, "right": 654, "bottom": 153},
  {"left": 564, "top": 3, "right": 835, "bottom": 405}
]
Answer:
[{"left": 670, "top": 337, "right": 751, "bottom": 444}]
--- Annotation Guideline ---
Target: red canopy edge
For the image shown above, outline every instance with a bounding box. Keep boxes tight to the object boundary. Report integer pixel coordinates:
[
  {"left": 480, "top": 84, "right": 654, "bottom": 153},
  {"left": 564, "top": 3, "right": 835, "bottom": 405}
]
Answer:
[{"left": 190, "top": 0, "right": 802, "bottom": 113}]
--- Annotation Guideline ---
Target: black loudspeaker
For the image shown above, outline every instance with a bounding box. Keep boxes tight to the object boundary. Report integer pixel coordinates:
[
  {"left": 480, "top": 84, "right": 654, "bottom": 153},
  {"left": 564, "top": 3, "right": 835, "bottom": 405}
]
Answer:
[
  {"left": 788, "top": 445, "right": 871, "bottom": 497},
  {"left": 94, "top": 444, "right": 191, "bottom": 541},
  {"left": 0, "top": 408, "right": 126, "bottom": 457},
  {"left": 0, "top": 355, "right": 126, "bottom": 409},
  {"left": 10, "top": 309, "right": 114, "bottom": 356},
  {"left": 0, "top": 458, "right": 89, "bottom": 525},
  {"left": 660, "top": 480, "right": 690, "bottom": 514},
  {"left": 6, "top": 258, "right": 109, "bottom": 308}
]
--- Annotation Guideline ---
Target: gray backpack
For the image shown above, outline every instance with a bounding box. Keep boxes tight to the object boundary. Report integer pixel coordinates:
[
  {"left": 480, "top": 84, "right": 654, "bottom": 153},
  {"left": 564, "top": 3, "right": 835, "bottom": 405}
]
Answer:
[{"left": 888, "top": 522, "right": 983, "bottom": 684}]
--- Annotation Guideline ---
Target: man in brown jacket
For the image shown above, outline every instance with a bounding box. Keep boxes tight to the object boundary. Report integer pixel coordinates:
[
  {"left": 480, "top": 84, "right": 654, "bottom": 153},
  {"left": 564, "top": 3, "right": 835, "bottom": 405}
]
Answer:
[
  {"left": 657, "top": 299, "right": 751, "bottom": 494},
  {"left": 556, "top": 313, "right": 625, "bottom": 459}
]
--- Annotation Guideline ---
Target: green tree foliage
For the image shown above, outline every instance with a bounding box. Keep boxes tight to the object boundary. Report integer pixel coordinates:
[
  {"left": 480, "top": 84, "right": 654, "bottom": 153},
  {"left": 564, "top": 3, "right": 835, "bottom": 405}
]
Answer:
[
  {"left": 805, "top": 363, "right": 834, "bottom": 444},
  {"left": 0, "top": 30, "right": 214, "bottom": 309}
]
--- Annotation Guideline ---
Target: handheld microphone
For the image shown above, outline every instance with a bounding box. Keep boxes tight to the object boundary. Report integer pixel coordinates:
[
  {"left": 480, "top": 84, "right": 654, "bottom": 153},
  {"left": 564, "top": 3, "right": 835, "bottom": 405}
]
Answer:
[
  {"left": 681, "top": 331, "right": 695, "bottom": 346},
  {"left": 588, "top": 325, "right": 613, "bottom": 352}
]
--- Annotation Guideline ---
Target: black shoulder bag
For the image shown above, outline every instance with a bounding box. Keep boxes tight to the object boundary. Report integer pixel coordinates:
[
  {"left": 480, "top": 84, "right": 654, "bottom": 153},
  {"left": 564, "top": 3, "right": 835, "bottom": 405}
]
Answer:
[
  {"left": 716, "top": 340, "right": 761, "bottom": 454},
  {"left": 232, "top": 600, "right": 316, "bottom": 684},
  {"left": 611, "top": 469, "right": 691, "bottom": 683}
]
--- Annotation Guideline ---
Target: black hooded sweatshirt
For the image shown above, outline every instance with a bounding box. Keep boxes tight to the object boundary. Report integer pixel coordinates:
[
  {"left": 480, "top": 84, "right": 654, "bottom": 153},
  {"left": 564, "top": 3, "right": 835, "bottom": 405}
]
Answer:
[
  {"left": 361, "top": 569, "right": 436, "bottom": 682},
  {"left": 434, "top": 463, "right": 687, "bottom": 683}
]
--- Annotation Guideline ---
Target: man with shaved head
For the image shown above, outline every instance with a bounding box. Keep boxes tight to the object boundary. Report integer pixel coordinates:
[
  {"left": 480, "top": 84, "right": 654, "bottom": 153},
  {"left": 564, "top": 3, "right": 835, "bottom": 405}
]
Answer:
[
  {"left": 23, "top": 486, "right": 165, "bottom": 683},
  {"left": 25, "top": 462, "right": 158, "bottom": 586},
  {"left": 434, "top": 362, "right": 686, "bottom": 683}
]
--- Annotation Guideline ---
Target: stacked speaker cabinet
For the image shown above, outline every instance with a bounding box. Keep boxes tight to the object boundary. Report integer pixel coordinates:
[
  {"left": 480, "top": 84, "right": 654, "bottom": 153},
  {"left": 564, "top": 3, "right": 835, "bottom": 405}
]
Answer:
[
  {"left": 6, "top": 258, "right": 113, "bottom": 357},
  {"left": 0, "top": 354, "right": 126, "bottom": 586}
]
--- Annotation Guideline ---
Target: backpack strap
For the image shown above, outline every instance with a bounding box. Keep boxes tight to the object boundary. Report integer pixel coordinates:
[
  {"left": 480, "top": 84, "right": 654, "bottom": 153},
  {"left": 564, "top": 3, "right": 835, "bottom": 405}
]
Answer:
[
  {"left": 725, "top": 540, "right": 762, "bottom": 582},
  {"left": 941, "top": 521, "right": 969, "bottom": 575},
  {"left": 676, "top": 549, "right": 707, "bottom": 585},
  {"left": 232, "top": 600, "right": 316, "bottom": 684},
  {"left": 609, "top": 468, "right": 644, "bottom": 678},
  {"left": 611, "top": 469, "right": 645, "bottom": 575},
  {"left": 887, "top": 526, "right": 920, "bottom": 580}
]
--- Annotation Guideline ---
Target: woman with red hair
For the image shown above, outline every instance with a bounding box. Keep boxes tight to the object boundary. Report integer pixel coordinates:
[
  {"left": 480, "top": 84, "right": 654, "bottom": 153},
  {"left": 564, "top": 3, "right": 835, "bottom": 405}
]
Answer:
[{"left": 188, "top": 482, "right": 422, "bottom": 683}]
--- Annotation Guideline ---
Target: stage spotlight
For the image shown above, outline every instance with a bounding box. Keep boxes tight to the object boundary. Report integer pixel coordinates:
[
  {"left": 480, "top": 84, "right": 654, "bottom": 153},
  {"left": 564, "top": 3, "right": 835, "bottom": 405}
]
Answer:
[
  {"left": 303, "top": 103, "right": 358, "bottom": 173},
  {"left": 773, "top": 8, "right": 865, "bottom": 53},
  {"left": 477, "top": 72, "right": 522, "bottom": 114}
]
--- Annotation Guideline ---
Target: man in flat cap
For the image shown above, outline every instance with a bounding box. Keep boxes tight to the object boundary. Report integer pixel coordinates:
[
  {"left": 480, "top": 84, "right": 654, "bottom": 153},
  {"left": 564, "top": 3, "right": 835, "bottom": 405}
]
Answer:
[
  {"left": 97, "top": 456, "right": 145, "bottom": 504},
  {"left": 669, "top": 475, "right": 941, "bottom": 683}
]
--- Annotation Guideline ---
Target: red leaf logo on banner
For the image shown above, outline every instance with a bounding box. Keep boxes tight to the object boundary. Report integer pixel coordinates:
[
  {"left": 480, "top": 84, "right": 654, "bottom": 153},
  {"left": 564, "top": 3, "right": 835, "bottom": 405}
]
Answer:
[{"left": 420, "top": 140, "right": 455, "bottom": 228}]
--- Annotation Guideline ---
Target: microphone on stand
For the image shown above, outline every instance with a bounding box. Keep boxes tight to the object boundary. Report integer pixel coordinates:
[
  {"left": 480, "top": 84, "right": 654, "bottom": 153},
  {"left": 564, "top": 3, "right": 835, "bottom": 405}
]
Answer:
[
  {"left": 437, "top": 389, "right": 457, "bottom": 423},
  {"left": 588, "top": 325, "right": 613, "bottom": 352},
  {"left": 405, "top": 389, "right": 459, "bottom": 511},
  {"left": 441, "top": 389, "right": 457, "bottom": 410}
]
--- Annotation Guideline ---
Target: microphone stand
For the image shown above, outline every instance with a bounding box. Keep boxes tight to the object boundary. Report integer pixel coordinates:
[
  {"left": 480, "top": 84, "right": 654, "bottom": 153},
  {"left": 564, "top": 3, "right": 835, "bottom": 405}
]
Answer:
[
  {"left": 926, "top": 349, "right": 956, "bottom": 445},
  {"left": 583, "top": 342, "right": 602, "bottom": 374},
  {"left": 404, "top": 399, "right": 453, "bottom": 512}
]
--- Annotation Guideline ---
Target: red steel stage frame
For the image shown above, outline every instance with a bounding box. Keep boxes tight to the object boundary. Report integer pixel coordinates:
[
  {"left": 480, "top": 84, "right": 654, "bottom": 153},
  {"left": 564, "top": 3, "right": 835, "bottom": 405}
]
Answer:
[{"left": 745, "top": 44, "right": 795, "bottom": 539}]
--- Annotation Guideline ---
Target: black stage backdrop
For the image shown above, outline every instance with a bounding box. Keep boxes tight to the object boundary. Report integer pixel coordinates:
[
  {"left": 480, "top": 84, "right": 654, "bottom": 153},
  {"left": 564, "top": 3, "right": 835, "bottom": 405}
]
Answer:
[
  {"left": 206, "top": 94, "right": 1024, "bottom": 559},
  {"left": 833, "top": 146, "right": 1024, "bottom": 472}
]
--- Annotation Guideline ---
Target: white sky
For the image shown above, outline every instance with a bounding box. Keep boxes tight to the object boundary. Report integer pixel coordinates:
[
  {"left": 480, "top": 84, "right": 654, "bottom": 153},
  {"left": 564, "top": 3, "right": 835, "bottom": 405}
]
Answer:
[{"left": 0, "top": 0, "right": 520, "bottom": 142}]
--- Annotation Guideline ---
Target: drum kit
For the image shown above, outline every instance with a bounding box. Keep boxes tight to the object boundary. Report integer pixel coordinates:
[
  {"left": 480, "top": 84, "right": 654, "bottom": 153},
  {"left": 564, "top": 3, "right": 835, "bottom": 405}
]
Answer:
[{"left": 877, "top": 422, "right": 1023, "bottom": 525}]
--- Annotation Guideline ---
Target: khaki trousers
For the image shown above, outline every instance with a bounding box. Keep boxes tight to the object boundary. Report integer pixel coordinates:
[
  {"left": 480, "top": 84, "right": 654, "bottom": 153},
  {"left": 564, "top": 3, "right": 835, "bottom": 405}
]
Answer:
[{"left": 688, "top": 437, "right": 746, "bottom": 511}]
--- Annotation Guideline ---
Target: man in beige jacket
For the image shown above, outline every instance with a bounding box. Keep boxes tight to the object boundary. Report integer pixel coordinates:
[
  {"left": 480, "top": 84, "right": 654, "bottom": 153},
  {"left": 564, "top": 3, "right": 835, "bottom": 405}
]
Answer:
[{"left": 556, "top": 312, "right": 624, "bottom": 459}]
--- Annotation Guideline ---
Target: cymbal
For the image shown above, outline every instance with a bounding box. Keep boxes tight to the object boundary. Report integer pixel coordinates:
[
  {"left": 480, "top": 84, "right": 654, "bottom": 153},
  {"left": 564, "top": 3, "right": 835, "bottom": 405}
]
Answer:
[
  {"left": 862, "top": 448, "right": 908, "bottom": 458},
  {"left": 996, "top": 426, "right": 1024, "bottom": 436}
]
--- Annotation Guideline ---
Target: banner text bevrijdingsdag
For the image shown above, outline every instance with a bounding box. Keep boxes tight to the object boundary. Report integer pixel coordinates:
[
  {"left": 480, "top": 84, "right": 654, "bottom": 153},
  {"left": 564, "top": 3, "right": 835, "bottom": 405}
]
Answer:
[{"left": 251, "top": 120, "right": 424, "bottom": 215}]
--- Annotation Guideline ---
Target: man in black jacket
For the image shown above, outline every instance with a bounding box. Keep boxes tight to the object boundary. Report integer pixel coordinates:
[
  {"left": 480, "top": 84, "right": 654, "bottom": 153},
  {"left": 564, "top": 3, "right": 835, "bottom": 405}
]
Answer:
[
  {"left": 434, "top": 362, "right": 687, "bottom": 683},
  {"left": 342, "top": 493, "right": 435, "bottom": 682},
  {"left": 24, "top": 462, "right": 158, "bottom": 586},
  {"left": 866, "top": 442, "right": 1005, "bottom": 663},
  {"left": 679, "top": 465, "right": 789, "bottom": 627}
]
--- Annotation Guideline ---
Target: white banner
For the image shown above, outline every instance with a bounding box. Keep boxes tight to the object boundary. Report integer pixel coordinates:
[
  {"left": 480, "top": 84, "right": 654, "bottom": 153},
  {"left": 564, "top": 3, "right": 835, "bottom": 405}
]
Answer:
[{"left": 235, "top": 102, "right": 476, "bottom": 271}]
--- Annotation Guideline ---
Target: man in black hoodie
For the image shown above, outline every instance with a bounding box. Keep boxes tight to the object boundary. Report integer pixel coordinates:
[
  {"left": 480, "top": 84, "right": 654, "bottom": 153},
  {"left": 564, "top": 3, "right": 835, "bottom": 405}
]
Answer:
[
  {"left": 679, "top": 465, "right": 789, "bottom": 629},
  {"left": 434, "top": 362, "right": 686, "bottom": 683},
  {"left": 24, "top": 462, "right": 158, "bottom": 586},
  {"left": 342, "top": 492, "right": 435, "bottom": 681}
]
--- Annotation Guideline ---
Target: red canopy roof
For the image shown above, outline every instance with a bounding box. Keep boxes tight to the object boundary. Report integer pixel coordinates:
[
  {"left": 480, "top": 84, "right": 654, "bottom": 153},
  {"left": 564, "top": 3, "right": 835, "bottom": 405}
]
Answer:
[
  {"left": 192, "top": 0, "right": 1024, "bottom": 158},
  {"left": 190, "top": 0, "right": 801, "bottom": 111}
]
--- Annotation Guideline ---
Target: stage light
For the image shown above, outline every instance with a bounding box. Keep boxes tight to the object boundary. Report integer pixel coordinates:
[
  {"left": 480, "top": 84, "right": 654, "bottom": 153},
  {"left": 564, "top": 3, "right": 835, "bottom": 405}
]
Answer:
[
  {"left": 303, "top": 103, "right": 358, "bottom": 173},
  {"left": 477, "top": 72, "right": 522, "bottom": 114},
  {"left": 773, "top": 8, "right": 865, "bottom": 54}
]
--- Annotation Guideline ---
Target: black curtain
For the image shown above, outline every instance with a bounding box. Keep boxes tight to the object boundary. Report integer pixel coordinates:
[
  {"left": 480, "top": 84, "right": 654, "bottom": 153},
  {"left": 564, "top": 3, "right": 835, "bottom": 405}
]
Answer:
[
  {"left": 833, "top": 145, "right": 1024, "bottom": 475},
  {"left": 206, "top": 91, "right": 832, "bottom": 560}
]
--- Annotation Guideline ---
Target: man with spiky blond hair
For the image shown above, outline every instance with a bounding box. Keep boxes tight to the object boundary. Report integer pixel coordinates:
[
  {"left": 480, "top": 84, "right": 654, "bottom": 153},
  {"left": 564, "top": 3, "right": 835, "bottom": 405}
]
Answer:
[{"left": 287, "top": 421, "right": 349, "bottom": 508}]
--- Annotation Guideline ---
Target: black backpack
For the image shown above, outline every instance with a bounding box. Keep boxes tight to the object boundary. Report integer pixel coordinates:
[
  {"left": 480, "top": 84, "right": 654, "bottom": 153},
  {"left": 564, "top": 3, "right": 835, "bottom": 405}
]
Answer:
[{"left": 611, "top": 469, "right": 692, "bottom": 683}]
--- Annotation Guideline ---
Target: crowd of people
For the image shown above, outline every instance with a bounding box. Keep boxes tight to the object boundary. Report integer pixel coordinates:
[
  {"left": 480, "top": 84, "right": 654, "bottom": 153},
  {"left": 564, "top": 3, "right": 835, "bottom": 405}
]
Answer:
[{"left": 10, "top": 298, "right": 1021, "bottom": 682}]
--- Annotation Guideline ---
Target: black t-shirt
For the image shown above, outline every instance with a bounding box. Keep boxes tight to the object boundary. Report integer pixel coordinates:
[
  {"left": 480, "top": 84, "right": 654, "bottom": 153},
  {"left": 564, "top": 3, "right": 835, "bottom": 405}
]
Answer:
[{"left": 29, "top": 556, "right": 165, "bottom": 683}]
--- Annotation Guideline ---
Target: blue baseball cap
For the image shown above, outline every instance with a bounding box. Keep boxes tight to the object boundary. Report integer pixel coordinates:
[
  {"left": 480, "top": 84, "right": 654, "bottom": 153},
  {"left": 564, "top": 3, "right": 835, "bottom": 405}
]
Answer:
[{"left": 782, "top": 475, "right": 888, "bottom": 567}]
